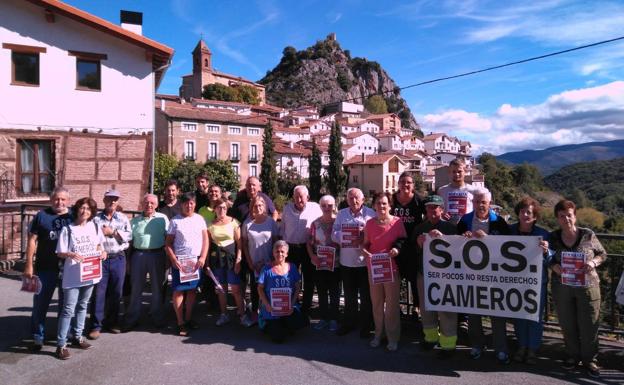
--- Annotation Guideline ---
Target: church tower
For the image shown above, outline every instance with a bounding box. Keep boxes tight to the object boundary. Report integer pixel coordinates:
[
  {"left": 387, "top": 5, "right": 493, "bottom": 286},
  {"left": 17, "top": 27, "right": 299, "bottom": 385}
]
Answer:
[{"left": 192, "top": 39, "right": 212, "bottom": 73}]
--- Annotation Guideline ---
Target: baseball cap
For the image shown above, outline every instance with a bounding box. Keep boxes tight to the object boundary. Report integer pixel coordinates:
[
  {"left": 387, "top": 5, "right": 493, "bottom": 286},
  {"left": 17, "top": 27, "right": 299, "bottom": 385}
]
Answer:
[
  {"left": 423, "top": 194, "right": 444, "bottom": 206},
  {"left": 104, "top": 189, "right": 121, "bottom": 198}
]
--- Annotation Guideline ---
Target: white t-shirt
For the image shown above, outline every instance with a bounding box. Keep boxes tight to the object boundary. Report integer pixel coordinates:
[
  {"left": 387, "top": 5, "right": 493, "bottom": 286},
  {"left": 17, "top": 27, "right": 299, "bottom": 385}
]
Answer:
[
  {"left": 56, "top": 221, "right": 105, "bottom": 289},
  {"left": 437, "top": 183, "right": 479, "bottom": 224},
  {"left": 167, "top": 213, "right": 207, "bottom": 257}
]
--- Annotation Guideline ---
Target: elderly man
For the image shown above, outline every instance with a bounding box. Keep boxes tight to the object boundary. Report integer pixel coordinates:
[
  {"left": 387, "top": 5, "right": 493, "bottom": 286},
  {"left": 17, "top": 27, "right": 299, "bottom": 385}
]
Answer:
[
  {"left": 123, "top": 194, "right": 170, "bottom": 331},
  {"left": 437, "top": 158, "right": 479, "bottom": 225},
  {"left": 457, "top": 188, "right": 511, "bottom": 364},
  {"left": 88, "top": 189, "right": 132, "bottom": 339},
  {"left": 230, "top": 176, "right": 277, "bottom": 223},
  {"left": 281, "top": 185, "right": 322, "bottom": 317},
  {"left": 158, "top": 179, "right": 182, "bottom": 220},
  {"left": 332, "top": 188, "right": 376, "bottom": 337},
  {"left": 23, "top": 186, "right": 73, "bottom": 351},
  {"left": 413, "top": 195, "right": 458, "bottom": 359}
]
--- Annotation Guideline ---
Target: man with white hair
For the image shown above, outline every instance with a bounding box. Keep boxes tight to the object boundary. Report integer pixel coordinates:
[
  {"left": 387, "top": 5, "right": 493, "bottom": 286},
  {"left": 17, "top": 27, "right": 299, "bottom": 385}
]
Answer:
[
  {"left": 332, "top": 188, "right": 376, "bottom": 337},
  {"left": 123, "top": 193, "right": 170, "bottom": 332},
  {"left": 280, "top": 185, "right": 322, "bottom": 317},
  {"left": 457, "top": 187, "right": 511, "bottom": 364}
]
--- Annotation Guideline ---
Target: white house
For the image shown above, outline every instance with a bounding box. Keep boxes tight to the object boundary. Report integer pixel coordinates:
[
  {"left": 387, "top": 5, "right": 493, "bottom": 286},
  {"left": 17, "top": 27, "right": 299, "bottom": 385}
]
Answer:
[
  {"left": 344, "top": 153, "right": 407, "bottom": 196},
  {"left": 0, "top": 0, "right": 173, "bottom": 208},
  {"left": 344, "top": 132, "right": 378, "bottom": 155}
]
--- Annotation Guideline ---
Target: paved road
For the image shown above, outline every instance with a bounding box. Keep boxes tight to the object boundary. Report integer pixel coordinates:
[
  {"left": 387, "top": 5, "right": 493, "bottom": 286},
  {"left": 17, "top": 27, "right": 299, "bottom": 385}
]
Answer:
[{"left": 1, "top": 272, "right": 622, "bottom": 385}]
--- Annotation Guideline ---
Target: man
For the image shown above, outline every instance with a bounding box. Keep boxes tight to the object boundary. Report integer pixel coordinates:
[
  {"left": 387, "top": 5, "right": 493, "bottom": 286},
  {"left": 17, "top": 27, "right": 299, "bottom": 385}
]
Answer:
[
  {"left": 281, "top": 185, "right": 322, "bottom": 317},
  {"left": 437, "top": 158, "right": 479, "bottom": 225},
  {"left": 198, "top": 184, "right": 223, "bottom": 225},
  {"left": 23, "top": 186, "right": 73, "bottom": 351},
  {"left": 229, "top": 176, "right": 278, "bottom": 223},
  {"left": 194, "top": 174, "right": 211, "bottom": 213},
  {"left": 413, "top": 195, "right": 458, "bottom": 359},
  {"left": 331, "top": 188, "right": 376, "bottom": 337},
  {"left": 391, "top": 171, "right": 424, "bottom": 319},
  {"left": 88, "top": 189, "right": 132, "bottom": 339},
  {"left": 158, "top": 179, "right": 182, "bottom": 220},
  {"left": 123, "top": 194, "right": 170, "bottom": 331},
  {"left": 457, "top": 188, "right": 511, "bottom": 364}
]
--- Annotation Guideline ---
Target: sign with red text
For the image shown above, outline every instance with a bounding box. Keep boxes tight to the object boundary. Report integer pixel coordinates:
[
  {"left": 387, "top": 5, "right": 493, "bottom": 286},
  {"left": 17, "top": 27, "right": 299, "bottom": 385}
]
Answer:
[
  {"left": 370, "top": 253, "right": 393, "bottom": 284},
  {"left": 561, "top": 252, "right": 587, "bottom": 287},
  {"left": 316, "top": 246, "right": 336, "bottom": 271},
  {"left": 80, "top": 254, "right": 102, "bottom": 282},
  {"left": 270, "top": 288, "right": 292, "bottom": 316},
  {"left": 179, "top": 255, "right": 200, "bottom": 283},
  {"left": 340, "top": 223, "right": 360, "bottom": 248}
]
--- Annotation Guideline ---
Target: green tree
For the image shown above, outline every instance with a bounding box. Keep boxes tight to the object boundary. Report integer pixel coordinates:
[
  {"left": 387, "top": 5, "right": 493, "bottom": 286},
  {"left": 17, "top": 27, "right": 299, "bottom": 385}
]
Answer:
[
  {"left": 154, "top": 152, "right": 179, "bottom": 197},
  {"left": 202, "top": 83, "right": 238, "bottom": 102},
  {"left": 235, "top": 84, "right": 261, "bottom": 105},
  {"left": 327, "top": 121, "right": 347, "bottom": 199},
  {"left": 365, "top": 95, "right": 388, "bottom": 114},
  {"left": 170, "top": 159, "right": 205, "bottom": 193},
  {"left": 336, "top": 69, "right": 351, "bottom": 92},
  {"left": 308, "top": 139, "right": 322, "bottom": 201},
  {"left": 260, "top": 122, "right": 278, "bottom": 199},
  {"left": 478, "top": 152, "right": 517, "bottom": 210},
  {"left": 203, "top": 160, "right": 240, "bottom": 192}
]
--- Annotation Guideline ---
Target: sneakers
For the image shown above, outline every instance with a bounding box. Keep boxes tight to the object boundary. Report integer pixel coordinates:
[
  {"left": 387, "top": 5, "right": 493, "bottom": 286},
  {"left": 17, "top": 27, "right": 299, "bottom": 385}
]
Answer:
[
  {"left": 314, "top": 320, "right": 329, "bottom": 331},
  {"left": 216, "top": 313, "right": 230, "bottom": 326},
  {"left": 586, "top": 362, "right": 600, "bottom": 378},
  {"left": 72, "top": 337, "right": 92, "bottom": 350},
  {"left": 328, "top": 320, "right": 339, "bottom": 332},
  {"left": 496, "top": 351, "right": 511, "bottom": 365},
  {"left": 513, "top": 347, "right": 526, "bottom": 363},
  {"left": 369, "top": 336, "right": 381, "bottom": 348},
  {"left": 55, "top": 346, "right": 71, "bottom": 360},
  {"left": 87, "top": 330, "right": 101, "bottom": 340},
  {"left": 386, "top": 342, "right": 398, "bottom": 352},
  {"left": 469, "top": 347, "right": 482, "bottom": 360},
  {"left": 562, "top": 357, "right": 578, "bottom": 370},
  {"left": 240, "top": 313, "right": 255, "bottom": 327}
]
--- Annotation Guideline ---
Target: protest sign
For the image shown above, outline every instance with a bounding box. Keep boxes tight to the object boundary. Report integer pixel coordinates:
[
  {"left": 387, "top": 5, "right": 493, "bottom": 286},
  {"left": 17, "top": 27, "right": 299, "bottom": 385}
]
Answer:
[
  {"left": 370, "top": 253, "right": 394, "bottom": 284},
  {"left": 424, "top": 235, "right": 543, "bottom": 321},
  {"left": 80, "top": 254, "right": 102, "bottom": 282},
  {"left": 560, "top": 252, "right": 587, "bottom": 287},
  {"left": 178, "top": 255, "right": 200, "bottom": 283},
  {"left": 316, "top": 246, "right": 336, "bottom": 271},
  {"left": 340, "top": 223, "right": 360, "bottom": 248},
  {"left": 270, "top": 287, "right": 292, "bottom": 316}
]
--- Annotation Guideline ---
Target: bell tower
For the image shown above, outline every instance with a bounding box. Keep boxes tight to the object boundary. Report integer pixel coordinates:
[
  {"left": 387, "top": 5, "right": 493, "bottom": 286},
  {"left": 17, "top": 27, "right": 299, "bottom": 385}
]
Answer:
[{"left": 192, "top": 39, "right": 212, "bottom": 74}]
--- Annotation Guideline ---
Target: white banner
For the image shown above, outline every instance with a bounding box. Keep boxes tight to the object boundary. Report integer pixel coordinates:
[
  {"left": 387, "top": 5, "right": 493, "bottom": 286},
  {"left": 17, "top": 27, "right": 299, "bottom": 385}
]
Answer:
[{"left": 424, "top": 235, "right": 543, "bottom": 321}]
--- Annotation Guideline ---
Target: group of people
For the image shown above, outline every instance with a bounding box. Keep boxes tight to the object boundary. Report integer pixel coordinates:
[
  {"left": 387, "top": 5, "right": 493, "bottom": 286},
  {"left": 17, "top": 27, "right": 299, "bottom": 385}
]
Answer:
[{"left": 23, "top": 160, "right": 607, "bottom": 378}]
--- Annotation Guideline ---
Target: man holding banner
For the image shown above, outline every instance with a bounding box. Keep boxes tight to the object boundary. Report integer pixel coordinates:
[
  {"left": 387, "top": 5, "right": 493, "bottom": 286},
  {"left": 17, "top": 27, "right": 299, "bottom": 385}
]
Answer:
[{"left": 413, "top": 195, "right": 458, "bottom": 359}]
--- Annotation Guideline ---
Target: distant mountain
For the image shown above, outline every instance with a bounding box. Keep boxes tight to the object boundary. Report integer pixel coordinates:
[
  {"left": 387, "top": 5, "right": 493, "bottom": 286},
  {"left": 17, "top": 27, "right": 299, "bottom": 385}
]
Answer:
[
  {"left": 544, "top": 157, "right": 624, "bottom": 216},
  {"left": 497, "top": 140, "right": 624, "bottom": 175},
  {"left": 259, "top": 34, "right": 422, "bottom": 136}
]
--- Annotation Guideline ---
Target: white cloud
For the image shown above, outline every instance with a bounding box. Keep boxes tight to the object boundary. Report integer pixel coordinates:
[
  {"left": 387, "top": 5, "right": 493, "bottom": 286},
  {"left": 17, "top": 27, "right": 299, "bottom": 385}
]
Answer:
[
  {"left": 327, "top": 11, "right": 343, "bottom": 23},
  {"left": 418, "top": 81, "right": 624, "bottom": 154}
]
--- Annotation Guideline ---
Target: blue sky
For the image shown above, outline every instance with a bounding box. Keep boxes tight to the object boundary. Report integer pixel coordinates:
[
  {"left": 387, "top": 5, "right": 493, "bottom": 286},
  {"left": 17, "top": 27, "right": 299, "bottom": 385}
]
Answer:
[{"left": 64, "top": 0, "right": 624, "bottom": 155}]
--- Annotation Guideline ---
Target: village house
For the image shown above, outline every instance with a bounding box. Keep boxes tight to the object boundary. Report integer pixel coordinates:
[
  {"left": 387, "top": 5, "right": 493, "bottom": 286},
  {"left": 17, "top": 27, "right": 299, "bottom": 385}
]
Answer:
[
  {"left": 179, "top": 40, "right": 266, "bottom": 104},
  {"left": 344, "top": 153, "right": 407, "bottom": 196},
  {"left": 0, "top": 0, "right": 173, "bottom": 210},
  {"left": 155, "top": 98, "right": 265, "bottom": 182}
]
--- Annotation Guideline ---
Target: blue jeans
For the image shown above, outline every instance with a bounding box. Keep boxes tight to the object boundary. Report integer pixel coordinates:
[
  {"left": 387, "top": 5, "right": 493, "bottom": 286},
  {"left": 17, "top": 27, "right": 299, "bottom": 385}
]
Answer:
[
  {"left": 30, "top": 270, "right": 63, "bottom": 343},
  {"left": 57, "top": 285, "right": 94, "bottom": 347},
  {"left": 90, "top": 255, "right": 126, "bottom": 331},
  {"left": 513, "top": 286, "right": 547, "bottom": 350}
]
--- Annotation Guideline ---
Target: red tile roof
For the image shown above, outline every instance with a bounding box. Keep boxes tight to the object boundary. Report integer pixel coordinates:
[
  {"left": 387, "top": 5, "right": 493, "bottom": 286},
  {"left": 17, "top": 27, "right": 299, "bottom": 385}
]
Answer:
[
  {"left": 159, "top": 105, "right": 267, "bottom": 126},
  {"left": 274, "top": 142, "right": 311, "bottom": 156},
  {"left": 344, "top": 132, "right": 375, "bottom": 139},
  {"left": 344, "top": 153, "right": 405, "bottom": 165}
]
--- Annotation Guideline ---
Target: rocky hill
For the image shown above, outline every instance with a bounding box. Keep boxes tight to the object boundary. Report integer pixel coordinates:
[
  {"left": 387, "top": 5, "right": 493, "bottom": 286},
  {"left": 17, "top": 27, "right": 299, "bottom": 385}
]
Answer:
[
  {"left": 497, "top": 139, "right": 624, "bottom": 175},
  {"left": 259, "top": 35, "right": 422, "bottom": 136}
]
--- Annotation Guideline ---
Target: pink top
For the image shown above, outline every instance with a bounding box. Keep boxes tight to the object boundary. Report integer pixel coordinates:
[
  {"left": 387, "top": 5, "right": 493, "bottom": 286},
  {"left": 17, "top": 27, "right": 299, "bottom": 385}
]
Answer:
[{"left": 363, "top": 216, "right": 407, "bottom": 272}]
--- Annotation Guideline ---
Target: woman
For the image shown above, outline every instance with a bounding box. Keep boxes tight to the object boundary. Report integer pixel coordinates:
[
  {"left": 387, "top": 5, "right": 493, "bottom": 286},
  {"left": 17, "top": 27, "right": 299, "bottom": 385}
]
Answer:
[
  {"left": 55, "top": 197, "right": 106, "bottom": 360},
  {"left": 306, "top": 195, "right": 340, "bottom": 331},
  {"left": 510, "top": 197, "right": 551, "bottom": 364},
  {"left": 361, "top": 192, "right": 406, "bottom": 351},
  {"left": 207, "top": 198, "right": 246, "bottom": 326},
  {"left": 165, "top": 192, "right": 208, "bottom": 336},
  {"left": 241, "top": 195, "right": 280, "bottom": 326},
  {"left": 257, "top": 240, "right": 305, "bottom": 343},
  {"left": 550, "top": 200, "right": 606, "bottom": 378}
]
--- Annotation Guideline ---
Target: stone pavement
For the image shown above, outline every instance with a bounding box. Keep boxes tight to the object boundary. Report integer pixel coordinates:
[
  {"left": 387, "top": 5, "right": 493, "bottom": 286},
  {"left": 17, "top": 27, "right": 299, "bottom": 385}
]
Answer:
[{"left": 0, "top": 271, "right": 622, "bottom": 385}]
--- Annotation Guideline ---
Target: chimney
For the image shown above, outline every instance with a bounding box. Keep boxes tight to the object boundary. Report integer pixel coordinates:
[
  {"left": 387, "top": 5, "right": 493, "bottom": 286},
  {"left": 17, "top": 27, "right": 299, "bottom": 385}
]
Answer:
[
  {"left": 120, "top": 10, "right": 143, "bottom": 35},
  {"left": 160, "top": 98, "right": 165, "bottom": 111},
  {"left": 361, "top": 153, "right": 365, "bottom": 162},
  {"left": 290, "top": 141, "right": 294, "bottom": 149}
]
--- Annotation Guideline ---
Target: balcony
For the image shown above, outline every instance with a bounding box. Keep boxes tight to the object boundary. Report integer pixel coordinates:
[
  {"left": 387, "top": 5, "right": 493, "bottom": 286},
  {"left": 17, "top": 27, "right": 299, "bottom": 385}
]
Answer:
[
  {"left": 207, "top": 153, "right": 220, "bottom": 161},
  {"left": 229, "top": 154, "right": 240, "bottom": 163},
  {"left": 248, "top": 155, "right": 259, "bottom": 163},
  {"left": 184, "top": 153, "right": 197, "bottom": 161}
]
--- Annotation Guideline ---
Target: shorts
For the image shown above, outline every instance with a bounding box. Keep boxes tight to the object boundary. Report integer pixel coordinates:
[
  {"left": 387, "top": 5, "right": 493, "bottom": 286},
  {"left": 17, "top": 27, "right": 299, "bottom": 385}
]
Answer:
[
  {"left": 213, "top": 267, "right": 241, "bottom": 286},
  {"left": 171, "top": 268, "right": 203, "bottom": 292}
]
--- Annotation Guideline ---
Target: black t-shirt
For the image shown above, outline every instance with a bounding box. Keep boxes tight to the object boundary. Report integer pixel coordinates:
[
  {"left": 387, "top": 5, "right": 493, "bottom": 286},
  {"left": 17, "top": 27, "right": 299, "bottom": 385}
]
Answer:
[
  {"left": 229, "top": 190, "right": 276, "bottom": 223},
  {"left": 29, "top": 207, "right": 73, "bottom": 272},
  {"left": 158, "top": 200, "right": 182, "bottom": 220},
  {"left": 392, "top": 193, "right": 424, "bottom": 278},
  {"left": 194, "top": 190, "right": 210, "bottom": 213}
]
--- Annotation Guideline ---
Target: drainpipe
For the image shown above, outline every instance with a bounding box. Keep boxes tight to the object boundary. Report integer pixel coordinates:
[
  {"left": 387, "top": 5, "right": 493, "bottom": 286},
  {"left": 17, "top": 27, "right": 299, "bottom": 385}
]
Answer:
[{"left": 150, "top": 59, "right": 171, "bottom": 193}]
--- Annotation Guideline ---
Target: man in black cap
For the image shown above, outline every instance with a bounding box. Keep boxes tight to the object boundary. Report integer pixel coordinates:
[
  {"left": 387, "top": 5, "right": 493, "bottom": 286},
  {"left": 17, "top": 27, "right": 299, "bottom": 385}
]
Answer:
[{"left": 88, "top": 189, "right": 132, "bottom": 338}]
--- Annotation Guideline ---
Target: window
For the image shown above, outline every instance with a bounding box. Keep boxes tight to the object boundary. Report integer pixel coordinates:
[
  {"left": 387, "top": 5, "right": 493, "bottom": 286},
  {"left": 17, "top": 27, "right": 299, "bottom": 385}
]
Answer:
[
  {"left": 208, "top": 142, "right": 219, "bottom": 160},
  {"left": 249, "top": 144, "right": 258, "bottom": 161},
  {"left": 232, "top": 164, "right": 239, "bottom": 177},
  {"left": 248, "top": 128, "right": 260, "bottom": 136},
  {"left": 69, "top": 51, "right": 106, "bottom": 91},
  {"left": 228, "top": 126, "right": 242, "bottom": 135},
  {"left": 3, "top": 43, "right": 46, "bottom": 86},
  {"left": 250, "top": 165, "right": 258, "bottom": 177},
  {"left": 389, "top": 158, "right": 399, "bottom": 173},
  {"left": 182, "top": 122, "right": 198, "bottom": 132},
  {"left": 230, "top": 143, "right": 240, "bottom": 161},
  {"left": 17, "top": 140, "right": 54, "bottom": 195},
  {"left": 184, "top": 140, "right": 196, "bottom": 160},
  {"left": 206, "top": 124, "right": 220, "bottom": 133},
  {"left": 353, "top": 175, "right": 358, "bottom": 183}
]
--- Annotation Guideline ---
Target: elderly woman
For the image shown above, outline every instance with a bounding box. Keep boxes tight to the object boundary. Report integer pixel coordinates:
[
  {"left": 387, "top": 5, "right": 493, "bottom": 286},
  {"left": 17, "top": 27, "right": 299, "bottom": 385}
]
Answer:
[
  {"left": 165, "top": 192, "right": 208, "bottom": 336},
  {"left": 361, "top": 192, "right": 407, "bottom": 351},
  {"left": 242, "top": 195, "right": 280, "bottom": 326},
  {"left": 457, "top": 188, "right": 511, "bottom": 364},
  {"left": 257, "top": 240, "right": 305, "bottom": 343},
  {"left": 510, "top": 197, "right": 551, "bottom": 365},
  {"left": 306, "top": 195, "right": 340, "bottom": 331},
  {"left": 549, "top": 200, "right": 606, "bottom": 378},
  {"left": 207, "top": 198, "right": 246, "bottom": 326},
  {"left": 55, "top": 197, "right": 107, "bottom": 360}
]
